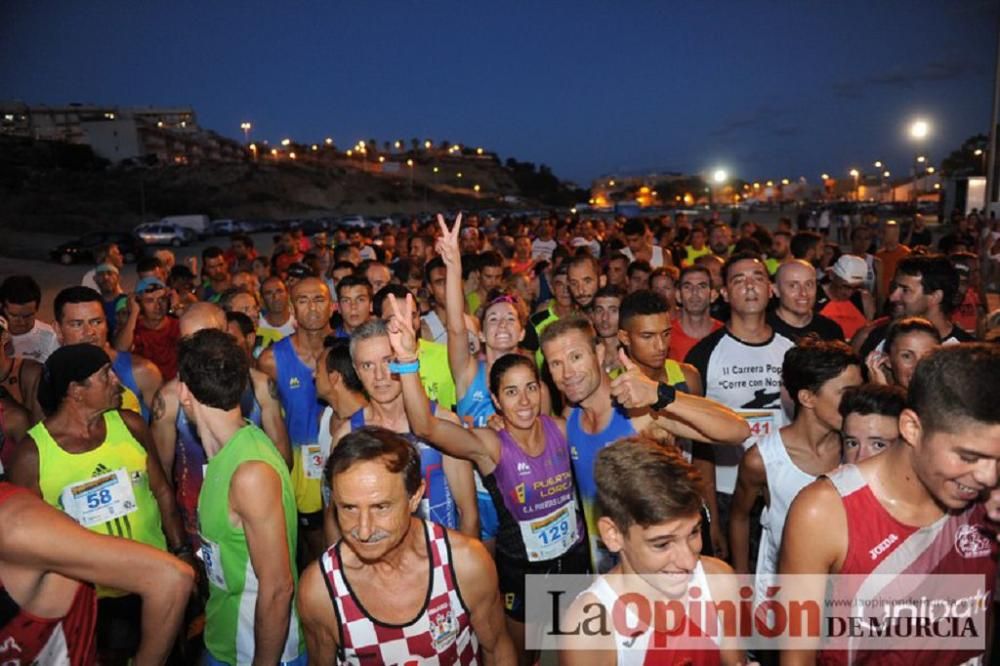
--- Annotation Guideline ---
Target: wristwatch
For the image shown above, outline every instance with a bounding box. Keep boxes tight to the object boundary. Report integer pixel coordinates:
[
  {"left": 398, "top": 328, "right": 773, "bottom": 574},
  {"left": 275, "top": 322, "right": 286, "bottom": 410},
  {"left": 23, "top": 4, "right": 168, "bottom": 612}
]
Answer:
[{"left": 650, "top": 382, "right": 677, "bottom": 411}]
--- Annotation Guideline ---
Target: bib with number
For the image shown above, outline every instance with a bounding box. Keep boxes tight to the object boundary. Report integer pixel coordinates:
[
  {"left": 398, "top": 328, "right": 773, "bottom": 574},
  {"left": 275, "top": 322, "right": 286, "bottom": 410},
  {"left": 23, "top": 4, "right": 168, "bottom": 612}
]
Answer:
[
  {"left": 61, "top": 468, "right": 138, "bottom": 528},
  {"left": 200, "top": 538, "right": 228, "bottom": 591},
  {"left": 738, "top": 410, "right": 779, "bottom": 440},
  {"left": 302, "top": 444, "right": 324, "bottom": 480},
  {"left": 518, "top": 500, "right": 578, "bottom": 562}
]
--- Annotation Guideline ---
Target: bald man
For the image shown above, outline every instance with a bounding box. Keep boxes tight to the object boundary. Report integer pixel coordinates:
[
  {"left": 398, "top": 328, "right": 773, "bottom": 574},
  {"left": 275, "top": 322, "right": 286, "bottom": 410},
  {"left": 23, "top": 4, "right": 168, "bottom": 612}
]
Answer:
[
  {"left": 767, "top": 260, "right": 845, "bottom": 342},
  {"left": 150, "top": 302, "right": 291, "bottom": 553},
  {"left": 257, "top": 277, "right": 333, "bottom": 560}
]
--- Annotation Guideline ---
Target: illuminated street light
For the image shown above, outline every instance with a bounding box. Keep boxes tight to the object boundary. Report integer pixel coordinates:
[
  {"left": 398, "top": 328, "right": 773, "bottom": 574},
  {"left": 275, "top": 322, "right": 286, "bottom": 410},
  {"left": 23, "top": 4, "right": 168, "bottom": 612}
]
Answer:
[
  {"left": 473, "top": 184, "right": 481, "bottom": 192},
  {"left": 609, "top": 180, "right": 616, "bottom": 186},
  {"left": 975, "top": 148, "right": 984, "bottom": 156},
  {"left": 883, "top": 171, "right": 891, "bottom": 178},
  {"left": 433, "top": 166, "right": 439, "bottom": 173},
  {"left": 378, "top": 156, "right": 385, "bottom": 163},
  {"left": 476, "top": 147, "right": 484, "bottom": 155},
  {"left": 873, "top": 160, "right": 882, "bottom": 169},
  {"left": 281, "top": 138, "right": 291, "bottom": 147},
  {"left": 289, "top": 152, "right": 297, "bottom": 160},
  {"left": 849, "top": 169, "right": 860, "bottom": 201},
  {"left": 781, "top": 178, "right": 790, "bottom": 186},
  {"left": 325, "top": 137, "right": 333, "bottom": 145},
  {"left": 270, "top": 148, "right": 278, "bottom": 157},
  {"left": 712, "top": 169, "right": 727, "bottom": 184},
  {"left": 916, "top": 155, "right": 926, "bottom": 163},
  {"left": 424, "top": 140, "right": 432, "bottom": 149},
  {"left": 926, "top": 166, "right": 935, "bottom": 174},
  {"left": 406, "top": 158, "right": 414, "bottom": 191},
  {"left": 346, "top": 150, "right": 353, "bottom": 157},
  {"left": 821, "top": 173, "right": 830, "bottom": 180},
  {"left": 311, "top": 144, "right": 318, "bottom": 151},
  {"left": 240, "top": 121, "right": 252, "bottom": 143},
  {"left": 766, "top": 180, "right": 774, "bottom": 187},
  {"left": 909, "top": 119, "right": 930, "bottom": 140}
]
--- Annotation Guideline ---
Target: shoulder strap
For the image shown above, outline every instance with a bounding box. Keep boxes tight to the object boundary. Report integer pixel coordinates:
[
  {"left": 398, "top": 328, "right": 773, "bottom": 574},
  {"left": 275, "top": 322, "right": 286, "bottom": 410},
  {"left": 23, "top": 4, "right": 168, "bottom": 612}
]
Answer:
[
  {"left": 664, "top": 359, "right": 686, "bottom": 387},
  {"left": 349, "top": 408, "right": 365, "bottom": 430}
]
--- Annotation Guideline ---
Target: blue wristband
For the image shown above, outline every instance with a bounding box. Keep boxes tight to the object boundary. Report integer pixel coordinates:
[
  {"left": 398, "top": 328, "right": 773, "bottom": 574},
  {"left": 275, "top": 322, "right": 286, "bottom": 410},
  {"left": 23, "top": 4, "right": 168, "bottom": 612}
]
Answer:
[{"left": 388, "top": 360, "right": 420, "bottom": 375}]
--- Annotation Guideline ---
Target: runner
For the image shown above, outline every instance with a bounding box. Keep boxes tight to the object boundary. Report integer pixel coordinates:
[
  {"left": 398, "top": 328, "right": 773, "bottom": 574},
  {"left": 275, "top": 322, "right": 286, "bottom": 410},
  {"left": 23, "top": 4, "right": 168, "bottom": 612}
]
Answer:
[
  {"left": 0, "top": 482, "right": 193, "bottom": 666},
  {"left": 386, "top": 292, "right": 588, "bottom": 664},
  {"left": 423, "top": 256, "right": 481, "bottom": 351},
  {"left": 0, "top": 315, "right": 43, "bottom": 421},
  {"left": 769, "top": 260, "right": 844, "bottom": 341},
  {"left": 729, "top": 339, "right": 861, "bottom": 595},
  {"left": 560, "top": 437, "right": 745, "bottom": 665},
  {"left": 864, "top": 316, "right": 941, "bottom": 390},
  {"left": 816, "top": 255, "right": 873, "bottom": 340},
  {"left": 258, "top": 277, "right": 332, "bottom": 560},
  {"left": 177, "top": 329, "right": 305, "bottom": 666},
  {"left": 839, "top": 383, "right": 905, "bottom": 464},
  {"left": 0, "top": 275, "right": 59, "bottom": 363},
  {"left": 669, "top": 265, "right": 723, "bottom": 363},
  {"left": 6, "top": 343, "right": 189, "bottom": 664},
  {"left": 780, "top": 343, "right": 1000, "bottom": 664},
  {"left": 327, "top": 318, "right": 479, "bottom": 538},
  {"left": 53, "top": 286, "right": 162, "bottom": 422},
  {"left": 114, "top": 277, "right": 182, "bottom": 381},
  {"left": 257, "top": 276, "right": 297, "bottom": 350},
  {"left": 566, "top": 254, "right": 600, "bottom": 310},
  {"left": 589, "top": 284, "right": 625, "bottom": 375},
  {"left": 621, "top": 219, "right": 668, "bottom": 267},
  {"left": 332, "top": 274, "right": 373, "bottom": 338},
  {"left": 151, "top": 302, "right": 291, "bottom": 552},
  {"left": 297, "top": 426, "right": 515, "bottom": 663},
  {"left": 540, "top": 315, "right": 749, "bottom": 572}
]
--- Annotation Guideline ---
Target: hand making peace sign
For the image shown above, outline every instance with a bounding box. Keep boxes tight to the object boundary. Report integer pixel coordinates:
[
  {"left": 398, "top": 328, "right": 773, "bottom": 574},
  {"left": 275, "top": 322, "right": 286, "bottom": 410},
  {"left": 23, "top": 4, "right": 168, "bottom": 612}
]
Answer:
[
  {"left": 385, "top": 292, "right": 420, "bottom": 362},
  {"left": 435, "top": 212, "right": 462, "bottom": 268}
]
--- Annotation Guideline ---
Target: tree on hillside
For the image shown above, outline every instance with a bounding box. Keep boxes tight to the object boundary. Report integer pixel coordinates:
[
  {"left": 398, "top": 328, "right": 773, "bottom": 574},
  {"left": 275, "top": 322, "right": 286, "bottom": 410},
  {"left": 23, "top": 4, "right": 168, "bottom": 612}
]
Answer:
[
  {"left": 940, "top": 133, "right": 990, "bottom": 177},
  {"left": 410, "top": 138, "right": 420, "bottom": 152}
]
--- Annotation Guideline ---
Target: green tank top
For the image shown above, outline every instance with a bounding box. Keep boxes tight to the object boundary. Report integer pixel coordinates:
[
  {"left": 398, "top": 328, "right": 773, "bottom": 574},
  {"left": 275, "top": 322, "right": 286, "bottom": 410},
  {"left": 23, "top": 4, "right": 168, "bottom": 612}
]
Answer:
[
  {"left": 33, "top": 409, "right": 166, "bottom": 550},
  {"left": 198, "top": 424, "right": 303, "bottom": 665}
]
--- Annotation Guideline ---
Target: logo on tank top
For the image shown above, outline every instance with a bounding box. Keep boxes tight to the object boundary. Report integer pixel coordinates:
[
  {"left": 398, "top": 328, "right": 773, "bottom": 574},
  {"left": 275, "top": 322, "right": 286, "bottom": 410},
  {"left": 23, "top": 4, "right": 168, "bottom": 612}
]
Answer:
[
  {"left": 516, "top": 461, "right": 531, "bottom": 476},
  {"left": 511, "top": 483, "right": 526, "bottom": 505},
  {"left": 289, "top": 377, "right": 301, "bottom": 390},
  {"left": 428, "top": 600, "right": 458, "bottom": 651},
  {"left": 869, "top": 533, "right": 898, "bottom": 560},
  {"left": 471, "top": 390, "right": 485, "bottom": 402},
  {"left": 955, "top": 524, "right": 992, "bottom": 559}
]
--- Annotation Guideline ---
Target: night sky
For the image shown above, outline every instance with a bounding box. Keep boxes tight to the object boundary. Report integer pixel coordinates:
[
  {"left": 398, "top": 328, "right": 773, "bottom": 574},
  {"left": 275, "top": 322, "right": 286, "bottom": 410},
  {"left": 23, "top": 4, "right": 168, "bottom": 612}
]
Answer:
[{"left": 2, "top": 1, "right": 997, "bottom": 186}]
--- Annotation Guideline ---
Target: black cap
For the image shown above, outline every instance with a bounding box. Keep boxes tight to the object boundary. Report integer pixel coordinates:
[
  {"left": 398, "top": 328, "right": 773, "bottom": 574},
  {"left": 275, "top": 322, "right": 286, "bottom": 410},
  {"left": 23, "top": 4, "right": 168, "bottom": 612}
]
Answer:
[{"left": 38, "top": 344, "right": 111, "bottom": 414}]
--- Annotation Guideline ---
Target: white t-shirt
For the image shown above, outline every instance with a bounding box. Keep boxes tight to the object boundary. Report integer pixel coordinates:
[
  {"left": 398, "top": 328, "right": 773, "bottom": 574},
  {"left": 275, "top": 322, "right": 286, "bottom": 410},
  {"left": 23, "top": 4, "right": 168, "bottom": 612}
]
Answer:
[
  {"left": 621, "top": 244, "right": 666, "bottom": 268},
  {"left": 81, "top": 269, "right": 99, "bottom": 291},
  {"left": 531, "top": 238, "right": 558, "bottom": 261},
  {"left": 11, "top": 320, "right": 60, "bottom": 363}
]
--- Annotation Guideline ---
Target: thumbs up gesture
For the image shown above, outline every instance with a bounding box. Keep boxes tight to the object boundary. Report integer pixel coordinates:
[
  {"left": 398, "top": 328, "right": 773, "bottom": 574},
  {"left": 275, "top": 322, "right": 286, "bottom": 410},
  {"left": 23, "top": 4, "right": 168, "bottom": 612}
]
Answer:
[{"left": 609, "top": 348, "right": 661, "bottom": 410}]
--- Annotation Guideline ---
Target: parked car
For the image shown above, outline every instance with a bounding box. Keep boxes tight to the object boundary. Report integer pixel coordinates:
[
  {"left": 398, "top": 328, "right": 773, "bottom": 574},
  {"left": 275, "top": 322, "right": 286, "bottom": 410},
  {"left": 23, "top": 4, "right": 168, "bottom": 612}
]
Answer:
[
  {"left": 159, "top": 214, "right": 210, "bottom": 240},
  {"left": 337, "top": 215, "right": 368, "bottom": 229},
  {"left": 135, "top": 222, "right": 195, "bottom": 247},
  {"left": 50, "top": 231, "right": 146, "bottom": 265},
  {"left": 210, "top": 219, "right": 252, "bottom": 236}
]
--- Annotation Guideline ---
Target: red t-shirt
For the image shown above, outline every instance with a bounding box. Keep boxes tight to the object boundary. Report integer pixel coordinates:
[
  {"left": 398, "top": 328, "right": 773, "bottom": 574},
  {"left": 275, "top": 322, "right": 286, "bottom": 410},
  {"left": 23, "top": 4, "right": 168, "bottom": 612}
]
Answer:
[
  {"left": 133, "top": 315, "right": 181, "bottom": 380},
  {"left": 669, "top": 316, "right": 723, "bottom": 363}
]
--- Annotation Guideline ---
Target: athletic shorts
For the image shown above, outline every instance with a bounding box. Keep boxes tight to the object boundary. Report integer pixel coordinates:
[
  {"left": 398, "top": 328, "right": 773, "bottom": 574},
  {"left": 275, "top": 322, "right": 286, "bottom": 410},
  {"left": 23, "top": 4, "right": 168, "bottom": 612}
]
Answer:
[
  {"left": 298, "top": 509, "right": 324, "bottom": 531},
  {"left": 97, "top": 594, "right": 142, "bottom": 655},
  {"left": 496, "top": 539, "right": 591, "bottom": 622}
]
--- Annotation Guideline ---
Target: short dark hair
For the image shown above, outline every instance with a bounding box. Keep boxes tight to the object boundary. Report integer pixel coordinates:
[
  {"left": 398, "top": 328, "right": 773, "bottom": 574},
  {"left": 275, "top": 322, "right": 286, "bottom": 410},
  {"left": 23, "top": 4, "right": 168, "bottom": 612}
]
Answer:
[
  {"left": 372, "top": 284, "right": 412, "bottom": 318},
  {"left": 0, "top": 275, "right": 41, "bottom": 306},
  {"left": 568, "top": 253, "right": 600, "bottom": 275},
  {"left": 722, "top": 250, "right": 766, "bottom": 284},
  {"left": 424, "top": 256, "right": 446, "bottom": 284},
  {"left": 333, "top": 243, "right": 355, "bottom": 262},
  {"left": 908, "top": 343, "right": 1000, "bottom": 434},
  {"left": 790, "top": 231, "right": 823, "bottom": 259},
  {"left": 479, "top": 251, "right": 504, "bottom": 270},
  {"left": 177, "top": 329, "right": 249, "bottom": 410},
  {"left": 323, "top": 337, "right": 364, "bottom": 392},
  {"left": 885, "top": 316, "right": 941, "bottom": 353},
  {"left": 324, "top": 426, "right": 422, "bottom": 497},
  {"left": 331, "top": 260, "right": 355, "bottom": 274},
  {"left": 782, "top": 337, "right": 861, "bottom": 412},
  {"left": 488, "top": 353, "right": 539, "bottom": 398},
  {"left": 679, "top": 265, "right": 712, "bottom": 284},
  {"left": 626, "top": 260, "right": 652, "bottom": 279},
  {"left": 335, "top": 274, "right": 373, "bottom": 299},
  {"left": 595, "top": 436, "right": 704, "bottom": 531},
  {"left": 54, "top": 286, "right": 102, "bottom": 323},
  {"left": 623, "top": 219, "right": 647, "bottom": 237},
  {"left": 231, "top": 233, "right": 253, "bottom": 248},
  {"left": 136, "top": 256, "right": 162, "bottom": 274},
  {"left": 619, "top": 290, "right": 670, "bottom": 329},
  {"left": 839, "top": 383, "right": 906, "bottom": 421},
  {"left": 540, "top": 315, "right": 597, "bottom": 350},
  {"left": 202, "top": 246, "right": 225, "bottom": 261},
  {"left": 225, "top": 310, "right": 256, "bottom": 337},
  {"left": 606, "top": 252, "right": 630, "bottom": 267},
  {"left": 895, "top": 254, "right": 960, "bottom": 315},
  {"left": 650, "top": 265, "right": 679, "bottom": 284},
  {"left": 594, "top": 284, "right": 626, "bottom": 302}
]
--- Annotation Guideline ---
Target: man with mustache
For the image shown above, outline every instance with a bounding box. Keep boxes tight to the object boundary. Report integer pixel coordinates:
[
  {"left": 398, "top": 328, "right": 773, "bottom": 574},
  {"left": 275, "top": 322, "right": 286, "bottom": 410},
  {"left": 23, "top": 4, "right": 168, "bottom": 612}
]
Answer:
[{"left": 298, "top": 426, "right": 514, "bottom": 664}]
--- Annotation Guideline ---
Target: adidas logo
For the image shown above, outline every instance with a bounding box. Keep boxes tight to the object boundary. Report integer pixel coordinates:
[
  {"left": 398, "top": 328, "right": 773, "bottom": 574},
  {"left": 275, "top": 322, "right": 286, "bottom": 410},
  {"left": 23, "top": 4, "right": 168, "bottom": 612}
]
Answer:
[
  {"left": 516, "top": 461, "right": 531, "bottom": 476},
  {"left": 93, "top": 463, "right": 110, "bottom": 477}
]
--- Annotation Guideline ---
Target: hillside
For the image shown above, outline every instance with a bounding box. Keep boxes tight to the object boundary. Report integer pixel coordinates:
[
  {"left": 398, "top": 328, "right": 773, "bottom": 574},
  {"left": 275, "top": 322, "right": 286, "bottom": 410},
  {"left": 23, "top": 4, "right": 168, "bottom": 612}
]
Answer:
[{"left": 0, "top": 136, "right": 583, "bottom": 235}]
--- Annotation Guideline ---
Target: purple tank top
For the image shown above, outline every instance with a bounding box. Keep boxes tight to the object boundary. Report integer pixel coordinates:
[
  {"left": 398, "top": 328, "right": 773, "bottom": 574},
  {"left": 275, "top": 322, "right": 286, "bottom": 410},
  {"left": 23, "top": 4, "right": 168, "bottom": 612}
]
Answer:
[{"left": 491, "top": 416, "right": 583, "bottom": 562}]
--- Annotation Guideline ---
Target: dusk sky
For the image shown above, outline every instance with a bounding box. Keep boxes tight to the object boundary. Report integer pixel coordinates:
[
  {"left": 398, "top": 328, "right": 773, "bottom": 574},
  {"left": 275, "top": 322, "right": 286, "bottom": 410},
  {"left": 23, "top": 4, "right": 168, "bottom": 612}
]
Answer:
[{"left": 2, "top": 1, "right": 997, "bottom": 186}]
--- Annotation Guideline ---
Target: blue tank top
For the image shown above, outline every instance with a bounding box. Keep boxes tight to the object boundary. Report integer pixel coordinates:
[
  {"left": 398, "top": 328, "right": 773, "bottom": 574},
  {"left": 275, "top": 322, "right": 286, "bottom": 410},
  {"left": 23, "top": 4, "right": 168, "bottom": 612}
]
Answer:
[
  {"left": 454, "top": 360, "right": 493, "bottom": 428},
  {"left": 273, "top": 337, "right": 322, "bottom": 448},
  {"left": 567, "top": 404, "right": 636, "bottom": 573},
  {"left": 349, "top": 404, "right": 459, "bottom": 530},
  {"left": 112, "top": 351, "right": 149, "bottom": 421},
  {"left": 174, "top": 384, "right": 261, "bottom": 551}
]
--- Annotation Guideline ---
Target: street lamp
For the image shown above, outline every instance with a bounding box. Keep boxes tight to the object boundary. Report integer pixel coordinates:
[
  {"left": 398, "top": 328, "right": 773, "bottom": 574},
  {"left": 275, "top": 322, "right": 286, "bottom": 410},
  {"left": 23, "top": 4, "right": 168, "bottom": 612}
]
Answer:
[
  {"left": 909, "top": 119, "right": 931, "bottom": 202},
  {"left": 874, "top": 160, "right": 883, "bottom": 169},
  {"left": 240, "top": 121, "right": 252, "bottom": 143},
  {"left": 406, "top": 158, "right": 414, "bottom": 190},
  {"left": 849, "top": 169, "right": 860, "bottom": 201},
  {"left": 711, "top": 169, "right": 727, "bottom": 207}
]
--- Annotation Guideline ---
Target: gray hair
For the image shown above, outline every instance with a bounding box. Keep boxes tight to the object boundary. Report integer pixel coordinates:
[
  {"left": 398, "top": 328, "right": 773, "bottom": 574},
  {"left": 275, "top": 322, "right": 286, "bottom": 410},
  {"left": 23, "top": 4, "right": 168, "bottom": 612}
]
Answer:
[{"left": 349, "top": 318, "right": 389, "bottom": 360}]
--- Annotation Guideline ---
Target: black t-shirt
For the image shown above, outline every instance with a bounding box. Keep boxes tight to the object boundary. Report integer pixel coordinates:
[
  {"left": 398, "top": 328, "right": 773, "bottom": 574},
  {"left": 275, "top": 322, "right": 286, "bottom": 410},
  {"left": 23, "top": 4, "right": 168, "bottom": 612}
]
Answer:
[
  {"left": 860, "top": 319, "right": 977, "bottom": 359},
  {"left": 766, "top": 311, "right": 845, "bottom": 342}
]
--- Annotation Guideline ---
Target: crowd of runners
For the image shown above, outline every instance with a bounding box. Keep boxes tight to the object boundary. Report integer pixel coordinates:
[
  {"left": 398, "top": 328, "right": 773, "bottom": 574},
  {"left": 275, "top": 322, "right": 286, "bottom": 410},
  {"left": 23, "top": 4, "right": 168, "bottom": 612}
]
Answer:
[{"left": 1, "top": 207, "right": 999, "bottom": 665}]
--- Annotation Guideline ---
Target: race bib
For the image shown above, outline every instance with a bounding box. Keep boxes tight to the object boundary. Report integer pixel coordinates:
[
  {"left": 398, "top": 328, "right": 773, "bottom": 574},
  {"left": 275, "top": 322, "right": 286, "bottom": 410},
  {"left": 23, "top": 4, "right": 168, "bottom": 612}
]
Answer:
[
  {"left": 302, "top": 444, "right": 324, "bottom": 480},
  {"left": 200, "top": 538, "right": 228, "bottom": 591},
  {"left": 738, "top": 410, "right": 779, "bottom": 440},
  {"left": 518, "top": 500, "right": 578, "bottom": 562},
  {"left": 61, "top": 468, "right": 138, "bottom": 528}
]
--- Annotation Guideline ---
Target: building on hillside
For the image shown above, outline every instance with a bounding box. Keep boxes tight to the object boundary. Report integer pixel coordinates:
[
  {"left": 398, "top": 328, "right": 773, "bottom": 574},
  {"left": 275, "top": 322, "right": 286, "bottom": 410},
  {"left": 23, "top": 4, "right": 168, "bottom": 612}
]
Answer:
[{"left": 0, "top": 101, "right": 244, "bottom": 165}]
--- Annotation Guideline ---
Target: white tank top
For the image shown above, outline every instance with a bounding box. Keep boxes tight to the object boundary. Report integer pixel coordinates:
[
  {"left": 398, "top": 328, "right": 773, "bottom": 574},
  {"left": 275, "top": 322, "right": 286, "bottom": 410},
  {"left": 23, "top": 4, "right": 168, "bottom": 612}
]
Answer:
[
  {"left": 754, "top": 430, "right": 815, "bottom": 602},
  {"left": 582, "top": 561, "right": 721, "bottom": 665},
  {"left": 318, "top": 406, "right": 335, "bottom": 508}
]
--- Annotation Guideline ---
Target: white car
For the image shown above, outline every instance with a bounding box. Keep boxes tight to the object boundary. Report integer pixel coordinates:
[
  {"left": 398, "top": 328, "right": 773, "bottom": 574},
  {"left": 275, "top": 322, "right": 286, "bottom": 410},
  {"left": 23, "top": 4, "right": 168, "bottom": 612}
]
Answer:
[{"left": 135, "top": 222, "right": 194, "bottom": 247}]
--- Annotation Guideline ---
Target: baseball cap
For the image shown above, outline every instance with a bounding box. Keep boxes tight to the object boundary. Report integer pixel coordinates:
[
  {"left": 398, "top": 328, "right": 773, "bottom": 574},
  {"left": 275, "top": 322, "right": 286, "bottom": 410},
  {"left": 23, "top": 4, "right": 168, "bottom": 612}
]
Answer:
[
  {"left": 94, "top": 263, "right": 119, "bottom": 274},
  {"left": 831, "top": 255, "right": 868, "bottom": 284},
  {"left": 286, "top": 262, "right": 316, "bottom": 279},
  {"left": 135, "top": 277, "right": 166, "bottom": 294}
]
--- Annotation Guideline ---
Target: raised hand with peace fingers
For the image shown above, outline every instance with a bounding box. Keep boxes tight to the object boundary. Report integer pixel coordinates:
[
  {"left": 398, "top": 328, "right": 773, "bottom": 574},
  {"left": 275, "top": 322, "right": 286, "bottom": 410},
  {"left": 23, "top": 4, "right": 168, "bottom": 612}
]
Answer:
[
  {"left": 609, "top": 348, "right": 661, "bottom": 410},
  {"left": 385, "top": 292, "right": 420, "bottom": 362},
  {"left": 435, "top": 212, "right": 462, "bottom": 268}
]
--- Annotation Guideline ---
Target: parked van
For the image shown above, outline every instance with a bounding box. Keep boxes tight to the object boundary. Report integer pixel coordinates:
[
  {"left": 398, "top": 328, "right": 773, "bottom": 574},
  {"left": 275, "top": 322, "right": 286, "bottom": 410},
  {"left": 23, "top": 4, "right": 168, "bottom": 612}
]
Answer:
[{"left": 159, "top": 214, "right": 210, "bottom": 240}]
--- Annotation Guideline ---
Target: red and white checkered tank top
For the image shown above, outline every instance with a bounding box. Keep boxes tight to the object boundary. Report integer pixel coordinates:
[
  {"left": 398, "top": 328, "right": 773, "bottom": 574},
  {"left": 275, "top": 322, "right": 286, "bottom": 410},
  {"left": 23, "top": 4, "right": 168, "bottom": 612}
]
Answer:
[{"left": 321, "top": 519, "right": 480, "bottom": 665}]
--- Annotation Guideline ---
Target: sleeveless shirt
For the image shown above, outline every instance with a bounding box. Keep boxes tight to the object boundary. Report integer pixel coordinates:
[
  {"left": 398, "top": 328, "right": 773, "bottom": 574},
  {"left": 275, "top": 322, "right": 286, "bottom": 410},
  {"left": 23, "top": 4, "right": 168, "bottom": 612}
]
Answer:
[{"left": 273, "top": 336, "right": 323, "bottom": 514}]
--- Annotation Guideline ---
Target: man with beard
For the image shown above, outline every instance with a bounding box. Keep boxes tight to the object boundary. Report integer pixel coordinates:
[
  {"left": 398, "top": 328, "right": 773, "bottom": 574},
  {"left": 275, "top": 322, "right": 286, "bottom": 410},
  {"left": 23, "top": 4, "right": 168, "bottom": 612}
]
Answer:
[
  {"left": 764, "top": 229, "right": 791, "bottom": 276},
  {"left": 781, "top": 344, "right": 1000, "bottom": 665},
  {"left": 258, "top": 277, "right": 333, "bottom": 559},
  {"left": 567, "top": 254, "right": 600, "bottom": 311},
  {"left": 257, "top": 276, "right": 297, "bottom": 350},
  {"left": 669, "top": 265, "right": 723, "bottom": 363},
  {"left": 297, "top": 427, "right": 513, "bottom": 663},
  {"left": 589, "top": 285, "right": 625, "bottom": 375},
  {"left": 7, "top": 343, "right": 188, "bottom": 664},
  {"left": 198, "top": 246, "right": 232, "bottom": 304},
  {"left": 768, "top": 260, "right": 844, "bottom": 341},
  {"left": 709, "top": 223, "right": 734, "bottom": 259},
  {"left": 540, "top": 316, "right": 749, "bottom": 571}
]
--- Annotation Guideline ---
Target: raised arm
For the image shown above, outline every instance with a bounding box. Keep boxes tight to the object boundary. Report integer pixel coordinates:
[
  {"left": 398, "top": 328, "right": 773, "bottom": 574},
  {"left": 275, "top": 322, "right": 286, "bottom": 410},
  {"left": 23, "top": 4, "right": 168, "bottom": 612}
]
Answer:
[
  {"left": 114, "top": 293, "right": 140, "bottom": 352},
  {"left": 436, "top": 213, "right": 477, "bottom": 395},
  {"left": 149, "top": 383, "right": 180, "bottom": 479},
  {"left": 385, "top": 293, "right": 499, "bottom": 474}
]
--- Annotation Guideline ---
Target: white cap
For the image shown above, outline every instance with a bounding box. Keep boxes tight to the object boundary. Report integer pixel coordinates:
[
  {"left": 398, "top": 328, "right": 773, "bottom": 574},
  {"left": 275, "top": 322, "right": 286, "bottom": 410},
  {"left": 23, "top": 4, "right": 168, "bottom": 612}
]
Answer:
[{"left": 831, "top": 255, "right": 868, "bottom": 284}]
